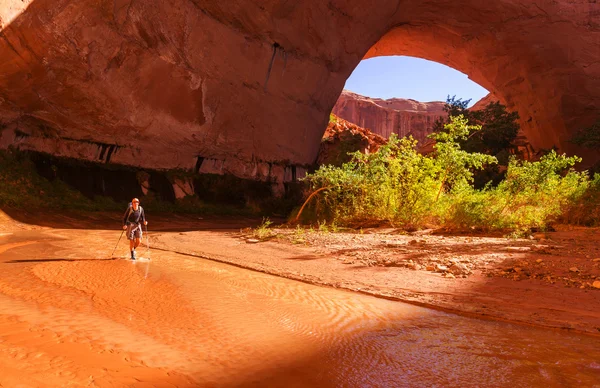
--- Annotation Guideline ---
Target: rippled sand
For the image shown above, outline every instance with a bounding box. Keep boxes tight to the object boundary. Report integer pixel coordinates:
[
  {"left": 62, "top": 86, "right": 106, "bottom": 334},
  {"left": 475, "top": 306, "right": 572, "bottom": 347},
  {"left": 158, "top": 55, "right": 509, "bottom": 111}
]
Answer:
[{"left": 1, "top": 222, "right": 600, "bottom": 386}]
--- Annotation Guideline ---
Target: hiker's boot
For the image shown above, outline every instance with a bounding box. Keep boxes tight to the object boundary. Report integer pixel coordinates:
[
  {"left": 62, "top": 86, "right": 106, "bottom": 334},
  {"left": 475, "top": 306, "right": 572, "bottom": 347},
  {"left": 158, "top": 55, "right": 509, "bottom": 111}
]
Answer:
[{"left": 131, "top": 249, "right": 136, "bottom": 260}]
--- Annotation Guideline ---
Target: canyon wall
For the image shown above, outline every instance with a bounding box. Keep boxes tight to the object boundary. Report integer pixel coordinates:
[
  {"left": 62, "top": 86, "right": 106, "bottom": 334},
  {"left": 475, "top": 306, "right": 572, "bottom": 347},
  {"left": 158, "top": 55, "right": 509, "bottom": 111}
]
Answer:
[
  {"left": 0, "top": 0, "right": 598, "bottom": 185},
  {"left": 332, "top": 90, "right": 446, "bottom": 144}
]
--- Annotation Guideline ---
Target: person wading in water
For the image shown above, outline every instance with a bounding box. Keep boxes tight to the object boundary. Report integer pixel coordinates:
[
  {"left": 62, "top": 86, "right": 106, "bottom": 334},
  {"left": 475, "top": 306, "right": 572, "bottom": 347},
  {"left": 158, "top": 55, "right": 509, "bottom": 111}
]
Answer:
[{"left": 122, "top": 198, "right": 148, "bottom": 260}]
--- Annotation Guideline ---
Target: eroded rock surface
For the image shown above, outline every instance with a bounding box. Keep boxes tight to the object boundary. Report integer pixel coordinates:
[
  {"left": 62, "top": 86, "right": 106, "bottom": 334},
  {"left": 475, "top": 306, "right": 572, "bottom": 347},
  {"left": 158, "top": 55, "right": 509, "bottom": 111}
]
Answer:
[
  {"left": 0, "top": 0, "right": 598, "bottom": 181},
  {"left": 332, "top": 90, "right": 446, "bottom": 144},
  {"left": 317, "top": 114, "right": 386, "bottom": 166}
]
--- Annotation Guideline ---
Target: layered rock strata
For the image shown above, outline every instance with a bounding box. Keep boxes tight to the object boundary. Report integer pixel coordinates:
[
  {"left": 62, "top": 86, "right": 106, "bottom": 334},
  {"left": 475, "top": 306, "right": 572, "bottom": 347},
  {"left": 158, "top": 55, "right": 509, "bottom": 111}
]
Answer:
[{"left": 332, "top": 90, "right": 446, "bottom": 144}]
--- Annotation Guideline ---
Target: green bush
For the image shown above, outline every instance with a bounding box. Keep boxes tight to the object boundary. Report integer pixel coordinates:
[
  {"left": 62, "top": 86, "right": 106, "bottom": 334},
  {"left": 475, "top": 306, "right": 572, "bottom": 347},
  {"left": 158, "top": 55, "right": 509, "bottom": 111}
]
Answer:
[
  {"left": 492, "top": 152, "right": 586, "bottom": 229},
  {"left": 0, "top": 150, "right": 119, "bottom": 211},
  {"left": 307, "top": 135, "right": 439, "bottom": 227},
  {"left": 306, "top": 116, "right": 495, "bottom": 228},
  {"left": 304, "top": 116, "right": 597, "bottom": 232},
  {"left": 442, "top": 151, "right": 589, "bottom": 232},
  {"left": 558, "top": 173, "right": 600, "bottom": 226}
]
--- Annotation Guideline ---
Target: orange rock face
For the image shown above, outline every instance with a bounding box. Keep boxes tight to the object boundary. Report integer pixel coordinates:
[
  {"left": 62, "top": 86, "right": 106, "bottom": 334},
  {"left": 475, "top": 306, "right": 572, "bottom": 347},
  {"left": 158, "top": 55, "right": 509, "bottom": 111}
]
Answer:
[
  {"left": 0, "top": 0, "right": 599, "bottom": 181},
  {"left": 471, "top": 94, "right": 500, "bottom": 112},
  {"left": 333, "top": 90, "right": 446, "bottom": 145},
  {"left": 318, "top": 114, "right": 386, "bottom": 166}
]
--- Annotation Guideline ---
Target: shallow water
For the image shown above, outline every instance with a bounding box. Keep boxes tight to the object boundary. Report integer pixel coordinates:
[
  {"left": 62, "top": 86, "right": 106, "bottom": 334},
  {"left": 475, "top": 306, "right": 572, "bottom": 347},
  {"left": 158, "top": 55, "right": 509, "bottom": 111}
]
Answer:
[{"left": 1, "top": 230, "right": 600, "bottom": 387}]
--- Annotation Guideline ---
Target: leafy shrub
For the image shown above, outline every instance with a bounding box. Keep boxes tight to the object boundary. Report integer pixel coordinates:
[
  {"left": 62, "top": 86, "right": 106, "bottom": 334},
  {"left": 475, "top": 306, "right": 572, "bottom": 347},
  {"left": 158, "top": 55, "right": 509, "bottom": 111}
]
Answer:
[
  {"left": 444, "top": 151, "right": 588, "bottom": 232},
  {"left": 308, "top": 134, "right": 439, "bottom": 227},
  {"left": 571, "top": 119, "right": 600, "bottom": 149},
  {"left": 306, "top": 116, "right": 496, "bottom": 228},
  {"left": 433, "top": 96, "right": 521, "bottom": 187},
  {"left": 252, "top": 217, "right": 276, "bottom": 240},
  {"left": 558, "top": 173, "right": 600, "bottom": 226},
  {"left": 304, "top": 116, "right": 597, "bottom": 232},
  {"left": 429, "top": 115, "right": 497, "bottom": 192}
]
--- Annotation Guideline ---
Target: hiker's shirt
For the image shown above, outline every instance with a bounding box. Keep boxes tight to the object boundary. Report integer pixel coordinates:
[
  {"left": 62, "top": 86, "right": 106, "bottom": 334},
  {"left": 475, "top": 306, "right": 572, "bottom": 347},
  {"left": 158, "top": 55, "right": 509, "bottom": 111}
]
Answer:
[{"left": 123, "top": 206, "right": 146, "bottom": 226}]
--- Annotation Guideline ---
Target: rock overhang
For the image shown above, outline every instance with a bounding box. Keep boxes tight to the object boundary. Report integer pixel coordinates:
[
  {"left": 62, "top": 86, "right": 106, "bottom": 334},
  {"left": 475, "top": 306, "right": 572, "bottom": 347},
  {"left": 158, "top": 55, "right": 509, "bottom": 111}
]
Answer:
[{"left": 0, "top": 0, "right": 598, "bottom": 181}]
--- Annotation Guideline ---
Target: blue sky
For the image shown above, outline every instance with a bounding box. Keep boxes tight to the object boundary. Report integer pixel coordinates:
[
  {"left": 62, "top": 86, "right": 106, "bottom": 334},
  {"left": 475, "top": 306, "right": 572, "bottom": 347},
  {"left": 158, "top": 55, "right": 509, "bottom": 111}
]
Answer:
[{"left": 344, "top": 56, "right": 489, "bottom": 107}]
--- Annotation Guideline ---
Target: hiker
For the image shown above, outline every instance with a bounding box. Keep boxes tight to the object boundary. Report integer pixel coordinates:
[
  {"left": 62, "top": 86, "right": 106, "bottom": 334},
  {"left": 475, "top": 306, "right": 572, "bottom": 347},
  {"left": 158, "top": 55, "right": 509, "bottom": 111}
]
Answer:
[{"left": 122, "top": 197, "right": 148, "bottom": 260}]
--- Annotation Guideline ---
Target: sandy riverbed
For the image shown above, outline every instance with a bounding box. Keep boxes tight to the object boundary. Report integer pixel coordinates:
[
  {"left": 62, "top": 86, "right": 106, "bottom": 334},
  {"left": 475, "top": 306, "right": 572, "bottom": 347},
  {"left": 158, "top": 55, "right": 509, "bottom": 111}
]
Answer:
[{"left": 1, "top": 209, "right": 600, "bottom": 386}]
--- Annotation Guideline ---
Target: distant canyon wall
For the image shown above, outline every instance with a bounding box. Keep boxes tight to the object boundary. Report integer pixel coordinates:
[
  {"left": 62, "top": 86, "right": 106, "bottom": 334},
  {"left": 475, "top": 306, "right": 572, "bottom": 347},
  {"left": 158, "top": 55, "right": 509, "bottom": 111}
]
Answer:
[
  {"left": 332, "top": 90, "right": 447, "bottom": 144},
  {"left": 333, "top": 92, "right": 540, "bottom": 161}
]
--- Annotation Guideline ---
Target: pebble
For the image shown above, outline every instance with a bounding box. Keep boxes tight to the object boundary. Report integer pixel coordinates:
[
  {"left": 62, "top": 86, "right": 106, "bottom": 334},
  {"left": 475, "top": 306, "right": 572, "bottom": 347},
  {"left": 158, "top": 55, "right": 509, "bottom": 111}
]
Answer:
[
  {"left": 450, "top": 263, "right": 470, "bottom": 276},
  {"left": 246, "top": 239, "right": 260, "bottom": 243},
  {"left": 593, "top": 281, "right": 600, "bottom": 289},
  {"left": 445, "top": 273, "right": 456, "bottom": 279},
  {"left": 570, "top": 267, "right": 579, "bottom": 272},
  {"left": 410, "top": 263, "right": 422, "bottom": 271},
  {"left": 536, "top": 259, "right": 543, "bottom": 263},
  {"left": 593, "top": 258, "right": 600, "bottom": 262}
]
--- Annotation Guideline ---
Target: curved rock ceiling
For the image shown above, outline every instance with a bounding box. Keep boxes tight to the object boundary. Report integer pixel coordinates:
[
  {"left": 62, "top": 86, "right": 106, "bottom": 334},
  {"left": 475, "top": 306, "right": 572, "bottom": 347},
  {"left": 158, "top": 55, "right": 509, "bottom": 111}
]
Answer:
[{"left": 0, "top": 0, "right": 599, "bottom": 181}]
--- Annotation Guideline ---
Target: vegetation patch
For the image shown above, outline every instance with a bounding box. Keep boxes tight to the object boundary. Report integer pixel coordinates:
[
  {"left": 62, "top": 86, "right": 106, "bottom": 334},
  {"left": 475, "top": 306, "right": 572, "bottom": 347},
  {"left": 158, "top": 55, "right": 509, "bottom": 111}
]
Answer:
[
  {"left": 301, "top": 115, "right": 600, "bottom": 233},
  {"left": 0, "top": 150, "right": 263, "bottom": 216}
]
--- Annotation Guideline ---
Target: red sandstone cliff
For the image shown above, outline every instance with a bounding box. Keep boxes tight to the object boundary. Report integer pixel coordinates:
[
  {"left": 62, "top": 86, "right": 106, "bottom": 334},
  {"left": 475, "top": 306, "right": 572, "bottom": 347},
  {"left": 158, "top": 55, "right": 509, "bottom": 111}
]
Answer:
[
  {"left": 471, "top": 94, "right": 500, "bottom": 111},
  {"left": 318, "top": 114, "right": 386, "bottom": 166},
  {"left": 332, "top": 90, "right": 446, "bottom": 145},
  {"left": 0, "top": 0, "right": 599, "bottom": 184},
  {"left": 332, "top": 91, "right": 536, "bottom": 159}
]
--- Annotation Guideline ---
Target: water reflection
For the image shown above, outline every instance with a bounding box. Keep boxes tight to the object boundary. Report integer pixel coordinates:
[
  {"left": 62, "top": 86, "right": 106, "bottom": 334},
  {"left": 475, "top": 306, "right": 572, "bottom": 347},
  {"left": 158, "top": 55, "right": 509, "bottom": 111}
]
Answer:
[{"left": 1, "top": 230, "right": 600, "bottom": 387}]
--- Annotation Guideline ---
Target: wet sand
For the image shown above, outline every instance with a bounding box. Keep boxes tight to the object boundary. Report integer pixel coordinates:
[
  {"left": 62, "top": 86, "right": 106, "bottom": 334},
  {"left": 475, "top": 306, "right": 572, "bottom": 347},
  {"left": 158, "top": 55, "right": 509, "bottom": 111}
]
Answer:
[
  {"left": 152, "top": 225, "right": 600, "bottom": 335},
  {"left": 1, "top": 210, "right": 600, "bottom": 386}
]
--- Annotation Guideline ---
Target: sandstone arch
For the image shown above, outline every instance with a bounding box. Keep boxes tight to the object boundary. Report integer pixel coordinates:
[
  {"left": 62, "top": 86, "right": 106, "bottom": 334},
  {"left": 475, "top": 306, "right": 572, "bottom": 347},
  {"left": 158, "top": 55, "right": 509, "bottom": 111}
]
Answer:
[{"left": 0, "top": 0, "right": 598, "bottom": 183}]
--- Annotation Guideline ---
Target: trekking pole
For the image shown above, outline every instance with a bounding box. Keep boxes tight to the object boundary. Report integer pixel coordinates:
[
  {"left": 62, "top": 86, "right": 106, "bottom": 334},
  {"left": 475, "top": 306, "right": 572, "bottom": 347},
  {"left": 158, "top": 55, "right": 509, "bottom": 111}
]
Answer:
[
  {"left": 142, "top": 223, "right": 151, "bottom": 278},
  {"left": 111, "top": 229, "right": 125, "bottom": 257},
  {"left": 144, "top": 223, "right": 150, "bottom": 259}
]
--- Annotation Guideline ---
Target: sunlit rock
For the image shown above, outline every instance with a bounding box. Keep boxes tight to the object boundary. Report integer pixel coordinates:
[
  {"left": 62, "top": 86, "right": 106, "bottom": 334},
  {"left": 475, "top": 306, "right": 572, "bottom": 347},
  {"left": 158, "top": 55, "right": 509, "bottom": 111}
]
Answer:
[{"left": 0, "top": 0, "right": 598, "bottom": 180}]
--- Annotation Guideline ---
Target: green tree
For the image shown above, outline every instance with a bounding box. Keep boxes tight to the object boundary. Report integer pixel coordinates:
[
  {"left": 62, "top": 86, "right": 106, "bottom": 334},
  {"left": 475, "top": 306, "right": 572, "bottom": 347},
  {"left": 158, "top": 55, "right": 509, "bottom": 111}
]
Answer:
[
  {"left": 429, "top": 115, "right": 497, "bottom": 197},
  {"left": 571, "top": 119, "right": 600, "bottom": 149},
  {"left": 433, "top": 96, "right": 520, "bottom": 188},
  {"left": 433, "top": 96, "right": 471, "bottom": 133},
  {"left": 434, "top": 96, "right": 520, "bottom": 159}
]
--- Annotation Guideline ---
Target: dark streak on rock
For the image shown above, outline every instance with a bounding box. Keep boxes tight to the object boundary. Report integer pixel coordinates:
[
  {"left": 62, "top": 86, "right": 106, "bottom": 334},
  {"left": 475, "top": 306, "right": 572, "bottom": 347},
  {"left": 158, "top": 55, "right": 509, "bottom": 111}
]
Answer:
[
  {"left": 105, "top": 144, "right": 117, "bottom": 163},
  {"left": 195, "top": 156, "right": 205, "bottom": 173},
  {"left": 264, "top": 42, "right": 281, "bottom": 91}
]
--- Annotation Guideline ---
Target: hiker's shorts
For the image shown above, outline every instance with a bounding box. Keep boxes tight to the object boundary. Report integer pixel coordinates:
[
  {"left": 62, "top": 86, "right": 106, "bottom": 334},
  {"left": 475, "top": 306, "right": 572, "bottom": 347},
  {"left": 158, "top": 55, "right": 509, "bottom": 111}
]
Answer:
[{"left": 126, "top": 223, "right": 143, "bottom": 240}]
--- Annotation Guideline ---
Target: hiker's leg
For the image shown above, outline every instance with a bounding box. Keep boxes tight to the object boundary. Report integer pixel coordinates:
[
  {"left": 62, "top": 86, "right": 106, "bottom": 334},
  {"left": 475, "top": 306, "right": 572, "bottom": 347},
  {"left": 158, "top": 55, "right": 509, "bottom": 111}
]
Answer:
[
  {"left": 129, "top": 237, "right": 136, "bottom": 258},
  {"left": 127, "top": 225, "right": 135, "bottom": 251},
  {"left": 126, "top": 224, "right": 136, "bottom": 258},
  {"left": 133, "top": 225, "right": 143, "bottom": 249}
]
